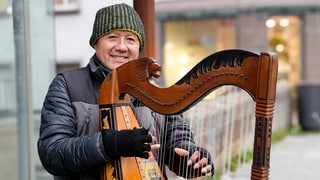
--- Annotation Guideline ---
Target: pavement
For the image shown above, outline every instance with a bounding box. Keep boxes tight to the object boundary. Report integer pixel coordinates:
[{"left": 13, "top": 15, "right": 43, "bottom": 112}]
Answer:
[
  {"left": 221, "top": 132, "right": 320, "bottom": 180},
  {"left": 1, "top": 117, "right": 320, "bottom": 180}
]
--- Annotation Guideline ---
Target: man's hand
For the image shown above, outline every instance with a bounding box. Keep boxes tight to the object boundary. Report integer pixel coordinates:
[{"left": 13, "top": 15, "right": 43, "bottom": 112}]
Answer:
[
  {"left": 165, "top": 146, "right": 214, "bottom": 178},
  {"left": 102, "top": 128, "right": 160, "bottom": 159},
  {"left": 174, "top": 148, "right": 213, "bottom": 176}
]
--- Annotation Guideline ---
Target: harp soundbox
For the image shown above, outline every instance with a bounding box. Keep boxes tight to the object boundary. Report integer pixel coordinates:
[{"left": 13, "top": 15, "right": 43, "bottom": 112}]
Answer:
[{"left": 99, "top": 49, "right": 278, "bottom": 180}]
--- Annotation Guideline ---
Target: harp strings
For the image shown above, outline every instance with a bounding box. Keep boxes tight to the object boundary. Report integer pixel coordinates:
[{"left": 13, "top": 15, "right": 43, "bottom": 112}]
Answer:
[
  {"left": 131, "top": 85, "right": 255, "bottom": 178},
  {"left": 132, "top": 100, "right": 166, "bottom": 171},
  {"left": 133, "top": 99, "right": 197, "bottom": 178},
  {"left": 183, "top": 86, "right": 255, "bottom": 178}
]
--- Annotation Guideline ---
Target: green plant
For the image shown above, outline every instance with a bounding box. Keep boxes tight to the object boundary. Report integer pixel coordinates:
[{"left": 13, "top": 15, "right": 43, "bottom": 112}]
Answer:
[{"left": 271, "top": 129, "right": 289, "bottom": 144}]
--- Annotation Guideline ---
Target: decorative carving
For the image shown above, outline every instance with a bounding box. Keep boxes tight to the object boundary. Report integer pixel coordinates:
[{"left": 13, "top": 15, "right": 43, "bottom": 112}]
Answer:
[{"left": 177, "top": 49, "right": 258, "bottom": 85}]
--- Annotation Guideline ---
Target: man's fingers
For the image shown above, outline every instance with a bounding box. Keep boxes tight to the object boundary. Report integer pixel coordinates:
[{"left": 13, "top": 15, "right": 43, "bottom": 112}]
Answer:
[
  {"left": 150, "top": 144, "right": 160, "bottom": 151},
  {"left": 193, "top": 157, "right": 208, "bottom": 168},
  {"left": 151, "top": 136, "right": 157, "bottom": 143},
  {"left": 185, "top": 150, "right": 200, "bottom": 166},
  {"left": 201, "top": 164, "right": 213, "bottom": 176},
  {"left": 174, "top": 148, "right": 189, "bottom": 156}
]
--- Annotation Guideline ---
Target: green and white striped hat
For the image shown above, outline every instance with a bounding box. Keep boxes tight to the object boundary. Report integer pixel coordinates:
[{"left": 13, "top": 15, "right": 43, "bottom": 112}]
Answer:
[{"left": 89, "top": 3, "right": 145, "bottom": 51}]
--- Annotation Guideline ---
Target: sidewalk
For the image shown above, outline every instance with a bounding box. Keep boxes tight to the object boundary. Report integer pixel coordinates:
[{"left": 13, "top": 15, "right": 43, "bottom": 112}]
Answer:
[{"left": 221, "top": 132, "right": 320, "bottom": 180}]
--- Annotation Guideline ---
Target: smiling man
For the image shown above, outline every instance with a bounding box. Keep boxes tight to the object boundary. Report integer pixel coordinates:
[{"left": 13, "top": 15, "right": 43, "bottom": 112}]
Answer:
[
  {"left": 93, "top": 30, "right": 140, "bottom": 70},
  {"left": 37, "top": 3, "right": 214, "bottom": 180}
]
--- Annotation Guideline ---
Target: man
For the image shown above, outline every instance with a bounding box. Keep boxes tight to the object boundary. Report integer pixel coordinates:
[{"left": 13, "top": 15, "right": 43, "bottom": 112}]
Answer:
[{"left": 38, "top": 3, "right": 214, "bottom": 180}]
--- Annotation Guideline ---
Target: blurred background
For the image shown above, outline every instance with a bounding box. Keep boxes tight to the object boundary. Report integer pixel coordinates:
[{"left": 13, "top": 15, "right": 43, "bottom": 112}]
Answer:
[{"left": 1, "top": 0, "right": 320, "bottom": 179}]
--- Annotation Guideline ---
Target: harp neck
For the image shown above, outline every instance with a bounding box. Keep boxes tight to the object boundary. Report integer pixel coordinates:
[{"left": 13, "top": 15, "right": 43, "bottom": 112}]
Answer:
[{"left": 99, "top": 49, "right": 277, "bottom": 116}]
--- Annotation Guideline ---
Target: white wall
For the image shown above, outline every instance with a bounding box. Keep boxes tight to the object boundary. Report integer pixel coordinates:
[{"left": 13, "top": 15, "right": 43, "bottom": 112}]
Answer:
[{"left": 55, "top": 0, "right": 133, "bottom": 67}]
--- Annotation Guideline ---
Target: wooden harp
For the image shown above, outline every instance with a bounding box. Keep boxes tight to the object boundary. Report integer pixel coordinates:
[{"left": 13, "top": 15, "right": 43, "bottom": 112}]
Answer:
[{"left": 99, "top": 49, "right": 278, "bottom": 180}]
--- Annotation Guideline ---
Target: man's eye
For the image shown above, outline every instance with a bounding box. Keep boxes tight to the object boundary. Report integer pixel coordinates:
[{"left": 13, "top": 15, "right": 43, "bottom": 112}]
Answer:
[
  {"left": 127, "top": 37, "right": 136, "bottom": 41},
  {"left": 108, "top": 35, "right": 117, "bottom": 39}
]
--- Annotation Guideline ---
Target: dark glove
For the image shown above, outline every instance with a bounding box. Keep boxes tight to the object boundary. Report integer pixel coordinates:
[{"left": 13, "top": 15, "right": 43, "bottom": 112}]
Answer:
[
  {"left": 164, "top": 145, "right": 215, "bottom": 178},
  {"left": 102, "top": 127, "right": 152, "bottom": 159}
]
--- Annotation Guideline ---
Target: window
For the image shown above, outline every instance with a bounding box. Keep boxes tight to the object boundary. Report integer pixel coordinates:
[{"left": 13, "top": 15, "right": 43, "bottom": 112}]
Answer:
[
  {"left": 162, "top": 18, "right": 236, "bottom": 86},
  {"left": 0, "top": 63, "right": 15, "bottom": 114},
  {"left": 266, "top": 16, "right": 301, "bottom": 85},
  {"left": 54, "top": 0, "right": 80, "bottom": 13},
  {"left": 0, "top": 0, "right": 11, "bottom": 15}
]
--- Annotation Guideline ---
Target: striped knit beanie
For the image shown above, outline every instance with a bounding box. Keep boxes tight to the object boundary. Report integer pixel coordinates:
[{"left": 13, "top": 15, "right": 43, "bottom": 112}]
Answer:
[{"left": 89, "top": 3, "right": 145, "bottom": 51}]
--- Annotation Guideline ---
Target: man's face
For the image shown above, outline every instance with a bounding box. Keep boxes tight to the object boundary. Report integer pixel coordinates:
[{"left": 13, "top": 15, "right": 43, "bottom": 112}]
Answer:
[{"left": 94, "top": 30, "right": 140, "bottom": 70}]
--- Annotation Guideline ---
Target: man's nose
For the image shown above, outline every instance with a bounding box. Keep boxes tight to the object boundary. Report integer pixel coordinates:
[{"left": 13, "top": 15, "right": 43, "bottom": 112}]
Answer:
[{"left": 115, "top": 38, "right": 128, "bottom": 51}]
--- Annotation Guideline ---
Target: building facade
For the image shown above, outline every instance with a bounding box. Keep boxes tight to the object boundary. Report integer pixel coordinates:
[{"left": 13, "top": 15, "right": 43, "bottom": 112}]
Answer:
[
  {"left": 155, "top": 0, "right": 320, "bottom": 87},
  {"left": 1, "top": 0, "right": 320, "bottom": 114}
]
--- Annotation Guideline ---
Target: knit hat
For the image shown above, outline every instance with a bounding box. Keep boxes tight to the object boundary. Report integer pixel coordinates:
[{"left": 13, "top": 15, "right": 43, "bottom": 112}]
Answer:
[{"left": 89, "top": 3, "right": 145, "bottom": 51}]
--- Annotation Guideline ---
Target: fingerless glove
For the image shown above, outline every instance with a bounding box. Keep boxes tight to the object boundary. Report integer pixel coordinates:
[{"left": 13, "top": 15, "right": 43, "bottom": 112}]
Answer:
[
  {"left": 102, "top": 128, "right": 152, "bottom": 159},
  {"left": 164, "top": 145, "right": 214, "bottom": 178}
]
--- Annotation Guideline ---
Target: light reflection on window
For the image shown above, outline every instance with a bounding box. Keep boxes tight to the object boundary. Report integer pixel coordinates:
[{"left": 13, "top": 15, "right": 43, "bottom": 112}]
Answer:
[
  {"left": 0, "top": 0, "right": 11, "bottom": 15},
  {"left": 163, "top": 18, "right": 236, "bottom": 87},
  {"left": 266, "top": 16, "right": 301, "bottom": 85}
]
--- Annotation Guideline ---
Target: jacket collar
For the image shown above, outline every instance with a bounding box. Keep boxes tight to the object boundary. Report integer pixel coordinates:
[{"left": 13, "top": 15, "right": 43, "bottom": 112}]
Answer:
[{"left": 88, "top": 54, "right": 112, "bottom": 82}]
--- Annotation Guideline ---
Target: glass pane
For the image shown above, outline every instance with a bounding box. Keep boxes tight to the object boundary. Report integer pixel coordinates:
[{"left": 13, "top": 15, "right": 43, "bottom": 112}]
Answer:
[
  {"left": 267, "top": 16, "right": 301, "bottom": 85},
  {"left": 0, "top": 0, "right": 10, "bottom": 13},
  {"left": 0, "top": 1, "right": 17, "bottom": 179},
  {"left": 163, "top": 18, "right": 236, "bottom": 86},
  {"left": 0, "top": 0, "right": 55, "bottom": 179}
]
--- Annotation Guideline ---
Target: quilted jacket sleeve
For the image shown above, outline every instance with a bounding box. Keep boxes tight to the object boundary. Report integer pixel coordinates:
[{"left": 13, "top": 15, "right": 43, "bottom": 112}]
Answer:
[
  {"left": 164, "top": 114, "right": 196, "bottom": 149},
  {"left": 37, "top": 75, "right": 108, "bottom": 176}
]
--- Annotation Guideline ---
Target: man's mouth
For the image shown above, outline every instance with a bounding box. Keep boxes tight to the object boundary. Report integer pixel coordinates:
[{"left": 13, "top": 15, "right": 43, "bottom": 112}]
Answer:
[{"left": 111, "top": 55, "right": 128, "bottom": 60}]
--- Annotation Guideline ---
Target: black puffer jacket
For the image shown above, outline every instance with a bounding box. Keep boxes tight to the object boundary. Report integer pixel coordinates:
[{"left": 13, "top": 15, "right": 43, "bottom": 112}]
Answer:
[{"left": 37, "top": 55, "right": 201, "bottom": 180}]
